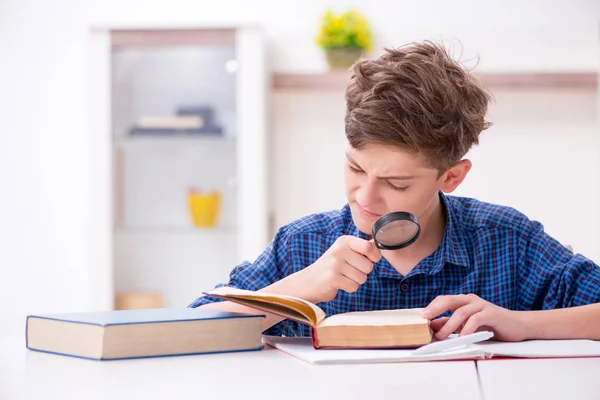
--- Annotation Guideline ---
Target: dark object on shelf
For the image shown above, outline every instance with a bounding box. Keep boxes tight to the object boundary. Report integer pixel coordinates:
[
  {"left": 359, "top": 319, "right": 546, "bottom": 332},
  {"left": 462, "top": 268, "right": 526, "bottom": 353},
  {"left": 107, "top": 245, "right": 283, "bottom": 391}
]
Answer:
[{"left": 176, "top": 105, "right": 217, "bottom": 128}]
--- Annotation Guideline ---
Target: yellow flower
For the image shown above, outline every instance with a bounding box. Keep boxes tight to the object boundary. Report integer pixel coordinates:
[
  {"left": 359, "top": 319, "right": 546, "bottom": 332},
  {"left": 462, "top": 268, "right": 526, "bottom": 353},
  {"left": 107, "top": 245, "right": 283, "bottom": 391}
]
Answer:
[{"left": 315, "top": 8, "right": 373, "bottom": 51}]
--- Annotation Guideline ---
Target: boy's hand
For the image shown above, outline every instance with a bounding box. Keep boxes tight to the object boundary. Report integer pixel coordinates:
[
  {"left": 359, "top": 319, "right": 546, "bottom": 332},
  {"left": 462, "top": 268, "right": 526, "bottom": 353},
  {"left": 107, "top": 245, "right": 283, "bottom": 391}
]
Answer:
[
  {"left": 297, "top": 236, "right": 381, "bottom": 304},
  {"left": 422, "top": 294, "right": 527, "bottom": 342}
]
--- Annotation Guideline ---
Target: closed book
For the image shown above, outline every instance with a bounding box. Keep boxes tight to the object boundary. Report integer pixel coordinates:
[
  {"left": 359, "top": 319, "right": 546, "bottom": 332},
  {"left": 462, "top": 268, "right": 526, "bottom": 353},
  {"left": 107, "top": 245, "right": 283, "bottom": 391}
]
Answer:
[{"left": 26, "top": 308, "right": 264, "bottom": 360}]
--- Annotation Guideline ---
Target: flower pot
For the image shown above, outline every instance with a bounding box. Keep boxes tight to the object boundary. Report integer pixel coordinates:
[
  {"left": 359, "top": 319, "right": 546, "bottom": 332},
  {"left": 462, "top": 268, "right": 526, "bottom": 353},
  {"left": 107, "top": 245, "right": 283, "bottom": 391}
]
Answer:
[{"left": 325, "top": 47, "right": 364, "bottom": 70}]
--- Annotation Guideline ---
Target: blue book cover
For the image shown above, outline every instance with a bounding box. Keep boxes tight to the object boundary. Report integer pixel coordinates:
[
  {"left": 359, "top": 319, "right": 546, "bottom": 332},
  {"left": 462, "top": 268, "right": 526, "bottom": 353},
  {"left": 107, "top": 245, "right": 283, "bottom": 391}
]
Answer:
[
  {"left": 27, "top": 308, "right": 262, "bottom": 326},
  {"left": 26, "top": 308, "right": 265, "bottom": 361}
]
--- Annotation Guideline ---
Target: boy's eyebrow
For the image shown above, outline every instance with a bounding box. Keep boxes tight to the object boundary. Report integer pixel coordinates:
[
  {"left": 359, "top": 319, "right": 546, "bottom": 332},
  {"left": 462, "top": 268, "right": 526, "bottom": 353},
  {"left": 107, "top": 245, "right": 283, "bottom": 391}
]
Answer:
[
  {"left": 345, "top": 153, "right": 415, "bottom": 180},
  {"left": 346, "top": 153, "right": 361, "bottom": 167},
  {"left": 379, "top": 174, "right": 415, "bottom": 180}
]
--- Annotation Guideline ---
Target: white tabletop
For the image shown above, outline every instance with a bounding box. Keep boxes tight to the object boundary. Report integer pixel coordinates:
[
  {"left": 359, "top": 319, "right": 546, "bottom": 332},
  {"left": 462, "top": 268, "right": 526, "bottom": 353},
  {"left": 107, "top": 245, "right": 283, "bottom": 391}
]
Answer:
[
  {"left": 1, "top": 336, "right": 482, "bottom": 400},
  {"left": 477, "top": 357, "right": 600, "bottom": 400}
]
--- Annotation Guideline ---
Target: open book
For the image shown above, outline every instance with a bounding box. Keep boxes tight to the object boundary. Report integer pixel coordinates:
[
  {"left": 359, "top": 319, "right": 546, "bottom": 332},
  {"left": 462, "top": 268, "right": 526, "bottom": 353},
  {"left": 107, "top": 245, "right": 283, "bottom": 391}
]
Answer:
[{"left": 204, "top": 286, "right": 433, "bottom": 349}]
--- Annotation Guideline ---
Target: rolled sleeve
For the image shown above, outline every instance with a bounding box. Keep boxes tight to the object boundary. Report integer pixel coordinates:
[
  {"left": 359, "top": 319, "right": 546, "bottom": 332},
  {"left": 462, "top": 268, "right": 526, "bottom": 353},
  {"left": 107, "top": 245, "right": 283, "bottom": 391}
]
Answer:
[
  {"left": 546, "top": 254, "right": 600, "bottom": 308},
  {"left": 518, "top": 221, "right": 600, "bottom": 309}
]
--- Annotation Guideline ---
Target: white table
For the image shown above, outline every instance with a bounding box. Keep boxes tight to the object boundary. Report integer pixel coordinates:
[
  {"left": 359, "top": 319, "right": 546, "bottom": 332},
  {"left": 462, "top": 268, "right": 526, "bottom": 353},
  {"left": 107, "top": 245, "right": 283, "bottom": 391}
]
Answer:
[
  {"left": 1, "top": 336, "right": 482, "bottom": 400},
  {"left": 477, "top": 358, "right": 600, "bottom": 400}
]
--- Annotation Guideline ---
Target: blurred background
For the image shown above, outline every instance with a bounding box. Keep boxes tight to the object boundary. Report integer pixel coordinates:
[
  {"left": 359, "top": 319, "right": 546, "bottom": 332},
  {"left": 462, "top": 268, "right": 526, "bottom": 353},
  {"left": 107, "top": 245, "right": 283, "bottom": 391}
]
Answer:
[{"left": 0, "top": 0, "right": 599, "bottom": 335}]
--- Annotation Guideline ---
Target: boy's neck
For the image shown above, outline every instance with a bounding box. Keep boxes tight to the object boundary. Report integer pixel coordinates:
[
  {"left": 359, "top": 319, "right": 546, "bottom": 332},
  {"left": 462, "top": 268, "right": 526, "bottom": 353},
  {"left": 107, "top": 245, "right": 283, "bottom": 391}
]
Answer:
[{"left": 382, "top": 194, "right": 447, "bottom": 276}]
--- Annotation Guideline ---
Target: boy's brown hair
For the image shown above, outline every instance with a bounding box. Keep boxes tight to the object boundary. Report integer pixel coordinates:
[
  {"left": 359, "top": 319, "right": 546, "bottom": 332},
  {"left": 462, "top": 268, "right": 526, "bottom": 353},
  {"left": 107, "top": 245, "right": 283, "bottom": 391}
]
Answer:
[{"left": 345, "top": 41, "right": 493, "bottom": 175}]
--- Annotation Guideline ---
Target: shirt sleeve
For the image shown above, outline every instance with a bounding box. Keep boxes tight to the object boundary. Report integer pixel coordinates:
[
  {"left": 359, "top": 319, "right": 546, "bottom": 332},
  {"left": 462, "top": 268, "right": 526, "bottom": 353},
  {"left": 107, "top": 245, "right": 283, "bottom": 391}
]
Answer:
[
  {"left": 187, "top": 225, "right": 296, "bottom": 336},
  {"left": 518, "top": 220, "right": 600, "bottom": 309}
]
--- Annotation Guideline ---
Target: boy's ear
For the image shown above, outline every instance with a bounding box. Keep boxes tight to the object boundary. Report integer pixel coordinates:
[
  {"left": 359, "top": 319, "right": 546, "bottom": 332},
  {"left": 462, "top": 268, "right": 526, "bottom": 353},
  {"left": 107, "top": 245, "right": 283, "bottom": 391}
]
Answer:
[{"left": 440, "top": 159, "right": 472, "bottom": 193}]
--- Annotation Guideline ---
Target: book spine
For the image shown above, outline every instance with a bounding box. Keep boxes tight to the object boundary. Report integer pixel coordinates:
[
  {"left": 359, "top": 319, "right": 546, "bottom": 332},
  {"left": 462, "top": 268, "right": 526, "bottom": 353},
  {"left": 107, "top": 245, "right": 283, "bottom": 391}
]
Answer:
[
  {"left": 25, "top": 316, "right": 30, "bottom": 349},
  {"left": 310, "top": 327, "right": 320, "bottom": 349}
]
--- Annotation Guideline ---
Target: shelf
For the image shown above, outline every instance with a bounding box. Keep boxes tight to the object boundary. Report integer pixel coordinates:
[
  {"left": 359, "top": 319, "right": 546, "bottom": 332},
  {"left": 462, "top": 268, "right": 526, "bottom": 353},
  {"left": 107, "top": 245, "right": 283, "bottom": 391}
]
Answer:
[
  {"left": 272, "top": 71, "right": 352, "bottom": 90},
  {"left": 113, "top": 134, "right": 235, "bottom": 145},
  {"left": 115, "top": 226, "right": 237, "bottom": 235},
  {"left": 110, "top": 28, "right": 236, "bottom": 48},
  {"left": 476, "top": 72, "right": 597, "bottom": 89},
  {"left": 272, "top": 71, "right": 597, "bottom": 91}
]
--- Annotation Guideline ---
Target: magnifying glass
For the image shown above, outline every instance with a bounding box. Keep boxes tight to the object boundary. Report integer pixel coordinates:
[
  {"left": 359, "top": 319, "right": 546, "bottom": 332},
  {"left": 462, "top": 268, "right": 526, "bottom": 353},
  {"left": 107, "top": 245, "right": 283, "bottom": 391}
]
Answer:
[{"left": 372, "top": 212, "right": 421, "bottom": 250}]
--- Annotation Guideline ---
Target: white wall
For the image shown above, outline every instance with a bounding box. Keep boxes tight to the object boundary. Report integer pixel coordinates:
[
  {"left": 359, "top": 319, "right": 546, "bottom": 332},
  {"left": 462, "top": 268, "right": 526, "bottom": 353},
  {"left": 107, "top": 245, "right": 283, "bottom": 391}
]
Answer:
[
  {"left": 0, "top": 0, "right": 93, "bottom": 335},
  {"left": 0, "top": 0, "right": 598, "bottom": 335},
  {"left": 91, "top": 0, "right": 600, "bottom": 72},
  {"left": 458, "top": 89, "right": 599, "bottom": 259}
]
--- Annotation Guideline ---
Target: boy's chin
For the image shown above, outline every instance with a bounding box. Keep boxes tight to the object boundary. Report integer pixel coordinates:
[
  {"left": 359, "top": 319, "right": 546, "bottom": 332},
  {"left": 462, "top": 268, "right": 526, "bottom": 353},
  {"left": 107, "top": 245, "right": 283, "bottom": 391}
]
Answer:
[{"left": 351, "top": 216, "right": 375, "bottom": 236}]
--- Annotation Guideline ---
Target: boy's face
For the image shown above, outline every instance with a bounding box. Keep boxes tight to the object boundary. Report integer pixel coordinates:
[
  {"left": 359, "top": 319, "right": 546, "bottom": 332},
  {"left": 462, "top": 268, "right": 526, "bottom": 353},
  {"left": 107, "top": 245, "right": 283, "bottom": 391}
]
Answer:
[{"left": 344, "top": 143, "right": 468, "bottom": 235}]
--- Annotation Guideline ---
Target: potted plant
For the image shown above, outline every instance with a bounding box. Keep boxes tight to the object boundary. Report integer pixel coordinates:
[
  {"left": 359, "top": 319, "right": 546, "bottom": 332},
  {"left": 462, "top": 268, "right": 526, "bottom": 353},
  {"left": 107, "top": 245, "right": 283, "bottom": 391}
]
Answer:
[{"left": 316, "top": 9, "right": 373, "bottom": 70}]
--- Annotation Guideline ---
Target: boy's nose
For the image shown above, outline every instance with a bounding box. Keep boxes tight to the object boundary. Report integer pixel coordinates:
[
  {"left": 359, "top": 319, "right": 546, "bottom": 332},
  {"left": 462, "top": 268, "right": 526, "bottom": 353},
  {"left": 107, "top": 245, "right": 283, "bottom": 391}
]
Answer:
[{"left": 356, "top": 180, "right": 380, "bottom": 208}]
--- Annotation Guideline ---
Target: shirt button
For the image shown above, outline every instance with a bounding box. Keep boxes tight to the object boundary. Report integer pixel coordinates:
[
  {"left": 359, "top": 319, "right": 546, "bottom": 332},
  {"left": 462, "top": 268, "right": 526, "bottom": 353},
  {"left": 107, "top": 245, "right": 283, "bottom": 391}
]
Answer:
[{"left": 400, "top": 283, "right": 410, "bottom": 292}]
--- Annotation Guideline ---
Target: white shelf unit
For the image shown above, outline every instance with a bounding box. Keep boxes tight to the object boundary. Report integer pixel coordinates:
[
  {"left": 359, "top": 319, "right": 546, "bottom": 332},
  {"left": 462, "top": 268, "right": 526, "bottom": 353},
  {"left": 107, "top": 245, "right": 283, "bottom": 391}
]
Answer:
[
  {"left": 87, "top": 26, "right": 268, "bottom": 310},
  {"left": 113, "top": 136, "right": 239, "bottom": 230}
]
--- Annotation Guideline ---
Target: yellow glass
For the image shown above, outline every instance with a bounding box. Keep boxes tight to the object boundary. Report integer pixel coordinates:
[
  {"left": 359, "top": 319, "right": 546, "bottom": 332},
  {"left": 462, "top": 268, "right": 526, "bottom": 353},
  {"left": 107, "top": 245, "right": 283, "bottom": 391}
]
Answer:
[{"left": 188, "top": 190, "right": 220, "bottom": 228}]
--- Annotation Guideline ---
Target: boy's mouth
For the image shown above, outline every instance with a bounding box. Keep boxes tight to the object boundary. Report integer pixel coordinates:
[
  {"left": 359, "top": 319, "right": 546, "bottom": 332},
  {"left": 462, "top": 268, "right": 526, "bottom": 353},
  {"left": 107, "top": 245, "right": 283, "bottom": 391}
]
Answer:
[{"left": 356, "top": 203, "right": 381, "bottom": 218}]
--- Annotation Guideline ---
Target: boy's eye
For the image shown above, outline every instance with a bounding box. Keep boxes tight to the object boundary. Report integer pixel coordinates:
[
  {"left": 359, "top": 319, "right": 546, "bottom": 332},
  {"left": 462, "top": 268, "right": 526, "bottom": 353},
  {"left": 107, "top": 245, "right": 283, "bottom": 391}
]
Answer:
[
  {"left": 387, "top": 182, "right": 408, "bottom": 192},
  {"left": 348, "top": 165, "right": 363, "bottom": 173}
]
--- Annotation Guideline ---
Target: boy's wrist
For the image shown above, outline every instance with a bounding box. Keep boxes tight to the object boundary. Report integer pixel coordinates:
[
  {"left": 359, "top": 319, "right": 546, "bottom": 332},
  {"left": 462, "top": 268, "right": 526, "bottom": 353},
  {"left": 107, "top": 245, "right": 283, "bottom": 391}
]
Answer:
[
  {"left": 514, "top": 309, "right": 564, "bottom": 341},
  {"left": 514, "top": 310, "right": 535, "bottom": 341}
]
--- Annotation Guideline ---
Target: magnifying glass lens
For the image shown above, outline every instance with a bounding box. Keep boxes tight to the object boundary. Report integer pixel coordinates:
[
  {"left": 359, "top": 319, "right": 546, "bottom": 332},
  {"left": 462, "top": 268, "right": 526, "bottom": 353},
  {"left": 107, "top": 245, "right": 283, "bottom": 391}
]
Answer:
[
  {"left": 374, "top": 219, "right": 419, "bottom": 247},
  {"left": 372, "top": 211, "right": 421, "bottom": 250}
]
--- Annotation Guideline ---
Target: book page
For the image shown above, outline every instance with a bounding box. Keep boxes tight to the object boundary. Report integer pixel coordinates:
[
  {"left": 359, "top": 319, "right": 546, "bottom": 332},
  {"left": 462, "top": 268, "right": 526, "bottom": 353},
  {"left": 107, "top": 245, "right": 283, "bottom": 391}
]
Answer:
[
  {"left": 205, "top": 287, "right": 327, "bottom": 326},
  {"left": 317, "top": 308, "right": 428, "bottom": 328}
]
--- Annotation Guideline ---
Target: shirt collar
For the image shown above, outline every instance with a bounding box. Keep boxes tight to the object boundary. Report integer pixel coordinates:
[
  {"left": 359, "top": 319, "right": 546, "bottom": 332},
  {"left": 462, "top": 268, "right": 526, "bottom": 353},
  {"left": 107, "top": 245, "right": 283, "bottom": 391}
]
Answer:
[{"left": 433, "top": 191, "right": 471, "bottom": 270}]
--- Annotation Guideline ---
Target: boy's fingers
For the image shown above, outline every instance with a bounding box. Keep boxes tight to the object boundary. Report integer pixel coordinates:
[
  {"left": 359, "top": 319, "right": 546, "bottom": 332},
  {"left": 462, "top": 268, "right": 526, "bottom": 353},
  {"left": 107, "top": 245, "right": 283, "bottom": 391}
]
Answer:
[
  {"left": 346, "top": 236, "right": 381, "bottom": 263},
  {"left": 429, "top": 317, "right": 450, "bottom": 331},
  {"left": 422, "top": 294, "right": 474, "bottom": 319},
  {"left": 342, "top": 261, "right": 368, "bottom": 285},
  {"left": 338, "top": 275, "right": 360, "bottom": 294},
  {"left": 434, "top": 303, "right": 482, "bottom": 340},
  {"left": 344, "top": 249, "right": 374, "bottom": 274}
]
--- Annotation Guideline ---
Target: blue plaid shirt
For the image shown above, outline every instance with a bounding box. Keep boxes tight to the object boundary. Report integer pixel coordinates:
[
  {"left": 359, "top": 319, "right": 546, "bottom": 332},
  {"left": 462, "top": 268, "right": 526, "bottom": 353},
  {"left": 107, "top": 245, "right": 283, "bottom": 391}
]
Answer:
[{"left": 189, "top": 192, "right": 600, "bottom": 336}]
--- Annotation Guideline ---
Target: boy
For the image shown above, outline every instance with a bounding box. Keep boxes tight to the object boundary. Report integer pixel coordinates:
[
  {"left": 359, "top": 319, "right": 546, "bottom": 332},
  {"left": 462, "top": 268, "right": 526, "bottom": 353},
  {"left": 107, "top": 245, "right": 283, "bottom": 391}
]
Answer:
[{"left": 190, "top": 41, "right": 600, "bottom": 341}]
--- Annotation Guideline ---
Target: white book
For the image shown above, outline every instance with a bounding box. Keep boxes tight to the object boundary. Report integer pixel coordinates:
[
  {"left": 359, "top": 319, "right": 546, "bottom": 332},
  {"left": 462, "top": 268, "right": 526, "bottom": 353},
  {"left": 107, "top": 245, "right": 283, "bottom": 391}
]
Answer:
[
  {"left": 137, "top": 116, "right": 204, "bottom": 129},
  {"left": 263, "top": 336, "right": 600, "bottom": 365}
]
